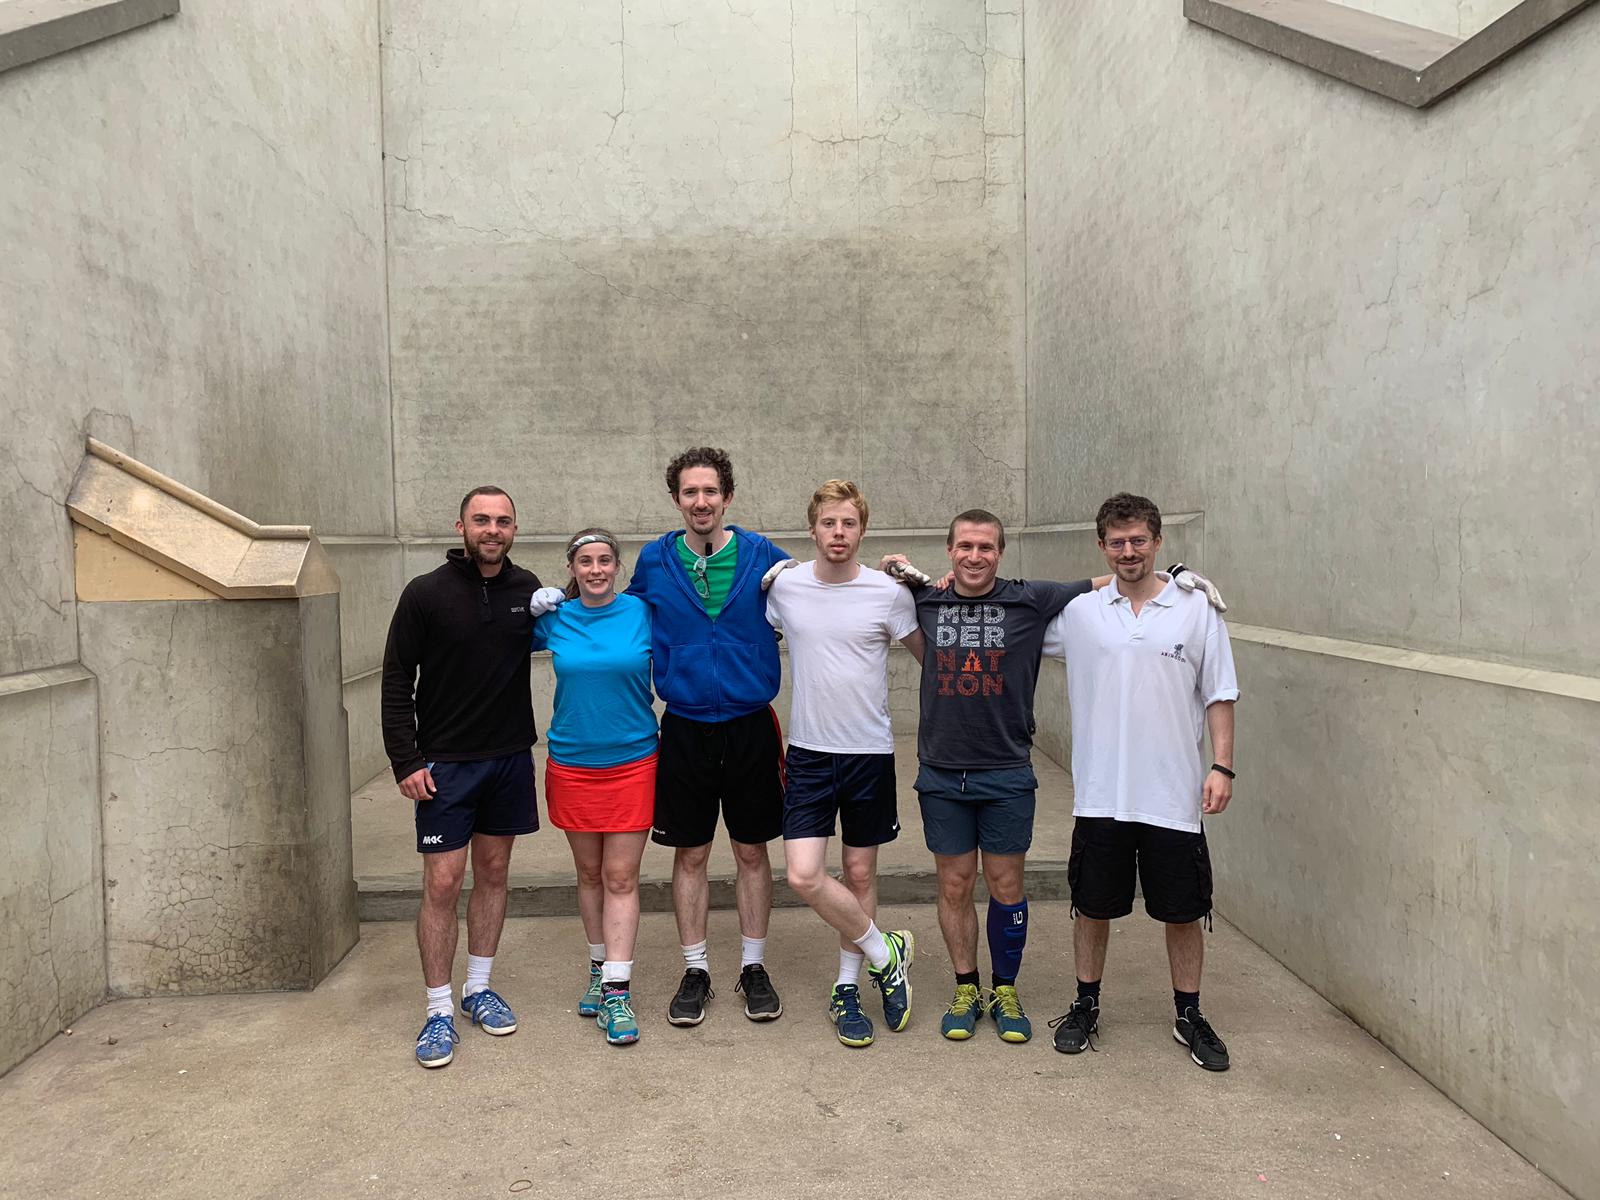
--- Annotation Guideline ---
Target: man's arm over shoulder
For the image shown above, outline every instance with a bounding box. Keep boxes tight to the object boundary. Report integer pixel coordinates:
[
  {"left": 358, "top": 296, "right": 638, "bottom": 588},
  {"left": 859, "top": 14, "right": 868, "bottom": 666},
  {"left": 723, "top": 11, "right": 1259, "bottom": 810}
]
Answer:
[
  {"left": 1028, "top": 577, "right": 1095, "bottom": 620},
  {"left": 380, "top": 581, "right": 428, "bottom": 782}
]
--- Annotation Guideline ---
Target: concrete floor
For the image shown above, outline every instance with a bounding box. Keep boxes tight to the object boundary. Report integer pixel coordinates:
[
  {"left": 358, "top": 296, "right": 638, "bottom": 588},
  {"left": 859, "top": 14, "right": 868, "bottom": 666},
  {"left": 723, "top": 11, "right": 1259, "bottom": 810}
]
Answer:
[{"left": 2, "top": 904, "right": 1567, "bottom": 1200}]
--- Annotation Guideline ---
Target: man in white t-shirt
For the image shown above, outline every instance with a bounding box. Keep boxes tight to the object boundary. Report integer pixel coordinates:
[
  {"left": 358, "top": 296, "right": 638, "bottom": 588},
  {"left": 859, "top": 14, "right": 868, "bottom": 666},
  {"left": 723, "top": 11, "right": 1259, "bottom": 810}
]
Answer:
[
  {"left": 765, "top": 480, "right": 926, "bottom": 1048},
  {"left": 1042, "top": 492, "right": 1240, "bottom": 1071}
]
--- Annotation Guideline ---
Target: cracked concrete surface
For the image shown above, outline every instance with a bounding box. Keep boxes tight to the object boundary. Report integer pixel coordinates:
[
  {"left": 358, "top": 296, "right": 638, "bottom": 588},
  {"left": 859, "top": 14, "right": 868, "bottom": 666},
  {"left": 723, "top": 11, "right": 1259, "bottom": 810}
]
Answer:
[
  {"left": 79, "top": 598, "right": 357, "bottom": 998},
  {"left": 0, "top": 907, "right": 1573, "bottom": 1199},
  {"left": 0, "top": 669, "right": 103, "bottom": 1076}
]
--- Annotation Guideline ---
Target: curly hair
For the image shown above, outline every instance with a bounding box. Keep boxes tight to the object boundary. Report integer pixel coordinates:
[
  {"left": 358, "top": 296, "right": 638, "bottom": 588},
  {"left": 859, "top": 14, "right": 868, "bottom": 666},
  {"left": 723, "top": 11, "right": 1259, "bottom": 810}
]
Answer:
[
  {"left": 1094, "top": 492, "right": 1162, "bottom": 541},
  {"left": 806, "top": 480, "right": 869, "bottom": 531},
  {"left": 665, "top": 446, "right": 735, "bottom": 498}
]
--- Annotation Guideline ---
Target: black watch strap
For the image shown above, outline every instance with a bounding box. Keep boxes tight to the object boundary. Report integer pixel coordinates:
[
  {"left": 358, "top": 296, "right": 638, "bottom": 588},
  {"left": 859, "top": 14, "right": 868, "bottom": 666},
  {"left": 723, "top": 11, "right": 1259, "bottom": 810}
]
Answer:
[{"left": 1210, "top": 763, "right": 1235, "bottom": 780}]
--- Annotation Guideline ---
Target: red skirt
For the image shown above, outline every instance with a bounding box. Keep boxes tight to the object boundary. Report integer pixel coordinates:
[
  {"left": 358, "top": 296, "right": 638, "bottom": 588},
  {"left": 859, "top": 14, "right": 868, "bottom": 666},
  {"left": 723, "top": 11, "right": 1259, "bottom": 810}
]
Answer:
[{"left": 545, "top": 752, "right": 657, "bottom": 833}]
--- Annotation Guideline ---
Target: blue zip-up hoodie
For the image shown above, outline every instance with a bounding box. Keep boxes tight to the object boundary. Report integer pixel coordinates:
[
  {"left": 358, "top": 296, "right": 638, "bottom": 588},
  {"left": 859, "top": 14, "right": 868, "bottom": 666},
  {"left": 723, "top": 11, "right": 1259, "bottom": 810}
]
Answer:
[{"left": 627, "top": 525, "right": 789, "bottom": 722}]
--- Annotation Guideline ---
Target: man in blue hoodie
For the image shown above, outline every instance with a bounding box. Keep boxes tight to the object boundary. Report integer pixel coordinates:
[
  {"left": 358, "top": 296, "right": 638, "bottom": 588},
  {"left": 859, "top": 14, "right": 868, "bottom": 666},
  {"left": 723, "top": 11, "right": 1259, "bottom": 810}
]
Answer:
[{"left": 628, "top": 447, "right": 793, "bottom": 1025}]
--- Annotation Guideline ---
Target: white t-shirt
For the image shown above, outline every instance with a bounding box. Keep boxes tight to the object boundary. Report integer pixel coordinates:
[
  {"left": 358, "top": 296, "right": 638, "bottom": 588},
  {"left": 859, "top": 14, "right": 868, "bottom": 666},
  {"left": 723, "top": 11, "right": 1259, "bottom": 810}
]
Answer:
[
  {"left": 766, "top": 562, "right": 919, "bottom": 755},
  {"left": 1044, "top": 574, "right": 1240, "bottom": 833}
]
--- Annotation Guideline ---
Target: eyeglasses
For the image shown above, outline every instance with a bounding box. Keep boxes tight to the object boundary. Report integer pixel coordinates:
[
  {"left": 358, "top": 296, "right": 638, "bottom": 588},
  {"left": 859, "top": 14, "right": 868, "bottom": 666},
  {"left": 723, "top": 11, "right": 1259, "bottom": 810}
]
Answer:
[
  {"left": 1104, "top": 536, "right": 1152, "bottom": 552},
  {"left": 690, "top": 554, "right": 710, "bottom": 600}
]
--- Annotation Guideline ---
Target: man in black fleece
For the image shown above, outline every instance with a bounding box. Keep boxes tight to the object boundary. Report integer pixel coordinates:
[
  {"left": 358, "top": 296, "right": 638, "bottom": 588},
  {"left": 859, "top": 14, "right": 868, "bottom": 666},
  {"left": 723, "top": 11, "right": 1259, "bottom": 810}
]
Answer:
[{"left": 382, "top": 485, "right": 563, "bottom": 1068}]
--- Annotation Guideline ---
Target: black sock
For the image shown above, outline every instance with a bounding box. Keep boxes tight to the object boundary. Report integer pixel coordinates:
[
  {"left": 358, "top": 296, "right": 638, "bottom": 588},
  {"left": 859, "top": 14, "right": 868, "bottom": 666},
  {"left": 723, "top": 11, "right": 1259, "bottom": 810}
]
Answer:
[
  {"left": 590, "top": 959, "right": 604, "bottom": 970},
  {"left": 604, "top": 980, "right": 631, "bottom": 996},
  {"left": 1175, "top": 989, "right": 1200, "bottom": 1018},
  {"left": 1077, "top": 978, "right": 1101, "bottom": 1003},
  {"left": 991, "top": 974, "right": 1016, "bottom": 990},
  {"left": 955, "top": 970, "right": 981, "bottom": 988}
]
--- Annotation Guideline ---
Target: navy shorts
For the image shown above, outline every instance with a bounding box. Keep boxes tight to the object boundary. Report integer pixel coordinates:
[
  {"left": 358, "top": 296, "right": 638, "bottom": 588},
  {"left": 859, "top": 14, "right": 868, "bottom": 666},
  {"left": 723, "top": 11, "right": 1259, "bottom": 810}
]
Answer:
[
  {"left": 915, "top": 764, "right": 1037, "bottom": 856},
  {"left": 652, "top": 707, "right": 785, "bottom": 847},
  {"left": 1068, "top": 817, "right": 1212, "bottom": 924},
  {"left": 782, "top": 747, "right": 900, "bottom": 847},
  {"left": 414, "top": 751, "right": 539, "bottom": 854}
]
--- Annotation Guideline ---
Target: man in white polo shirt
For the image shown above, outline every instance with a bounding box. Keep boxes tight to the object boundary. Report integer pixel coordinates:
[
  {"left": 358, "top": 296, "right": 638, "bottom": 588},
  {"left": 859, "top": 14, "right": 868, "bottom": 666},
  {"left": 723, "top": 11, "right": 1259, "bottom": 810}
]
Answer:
[
  {"left": 766, "top": 480, "right": 923, "bottom": 1047},
  {"left": 1043, "top": 492, "right": 1239, "bottom": 1071}
]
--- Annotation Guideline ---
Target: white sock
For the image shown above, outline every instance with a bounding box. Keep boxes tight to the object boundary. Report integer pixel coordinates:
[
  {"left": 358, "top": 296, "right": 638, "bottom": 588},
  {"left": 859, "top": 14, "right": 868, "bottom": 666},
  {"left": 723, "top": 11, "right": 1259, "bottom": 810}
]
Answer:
[
  {"left": 425, "top": 983, "right": 453, "bottom": 1018},
  {"left": 463, "top": 953, "right": 493, "bottom": 998},
  {"left": 853, "top": 921, "right": 891, "bottom": 970},
  {"left": 587, "top": 942, "right": 606, "bottom": 965},
  {"left": 602, "top": 960, "right": 633, "bottom": 987},
  {"left": 836, "top": 949, "right": 864, "bottom": 988},
  {"left": 682, "top": 940, "right": 709, "bottom": 973},
  {"left": 741, "top": 935, "right": 766, "bottom": 968}
]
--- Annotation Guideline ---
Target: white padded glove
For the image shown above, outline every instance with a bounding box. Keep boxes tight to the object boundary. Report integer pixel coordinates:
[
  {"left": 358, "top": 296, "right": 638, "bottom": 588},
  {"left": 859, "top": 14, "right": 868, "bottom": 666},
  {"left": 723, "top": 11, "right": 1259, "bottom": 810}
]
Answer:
[
  {"left": 760, "top": 559, "right": 799, "bottom": 591},
  {"left": 883, "top": 559, "right": 933, "bottom": 588},
  {"left": 529, "top": 586, "right": 567, "bottom": 616},
  {"left": 1168, "top": 564, "right": 1227, "bottom": 613}
]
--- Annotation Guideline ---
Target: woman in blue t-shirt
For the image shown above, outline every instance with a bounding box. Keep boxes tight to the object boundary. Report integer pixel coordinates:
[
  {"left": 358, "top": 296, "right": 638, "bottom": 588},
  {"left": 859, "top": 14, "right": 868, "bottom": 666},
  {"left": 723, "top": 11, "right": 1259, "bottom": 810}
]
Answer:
[{"left": 530, "top": 528, "right": 658, "bottom": 1046}]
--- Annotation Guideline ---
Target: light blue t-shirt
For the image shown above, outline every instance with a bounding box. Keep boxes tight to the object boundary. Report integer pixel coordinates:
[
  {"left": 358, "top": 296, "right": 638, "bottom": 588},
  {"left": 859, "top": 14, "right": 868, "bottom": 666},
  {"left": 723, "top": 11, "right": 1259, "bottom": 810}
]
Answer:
[{"left": 531, "top": 592, "right": 657, "bottom": 767}]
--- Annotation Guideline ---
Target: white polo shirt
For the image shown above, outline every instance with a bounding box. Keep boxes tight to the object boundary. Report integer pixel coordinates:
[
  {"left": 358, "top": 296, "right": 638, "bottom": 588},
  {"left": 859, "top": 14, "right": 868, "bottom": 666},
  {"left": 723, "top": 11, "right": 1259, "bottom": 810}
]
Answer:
[
  {"left": 766, "top": 562, "right": 919, "bottom": 755},
  {"left": 1043, "top": 574, "right": 1239, "bottom": 833}
]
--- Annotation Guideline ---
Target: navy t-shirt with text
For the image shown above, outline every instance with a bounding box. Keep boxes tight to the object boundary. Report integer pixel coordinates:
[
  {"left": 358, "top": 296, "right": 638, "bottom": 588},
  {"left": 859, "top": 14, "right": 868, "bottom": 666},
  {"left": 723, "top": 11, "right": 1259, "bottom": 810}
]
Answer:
[{"left": 913, "top": 578, "right": 1090, "bottom": 770}]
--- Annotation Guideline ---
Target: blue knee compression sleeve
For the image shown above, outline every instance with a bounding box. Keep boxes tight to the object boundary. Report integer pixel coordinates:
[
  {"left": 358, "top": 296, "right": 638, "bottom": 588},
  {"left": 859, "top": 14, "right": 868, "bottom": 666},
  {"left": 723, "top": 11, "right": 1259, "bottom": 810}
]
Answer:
[{"left": 987, "top": 896, "right": 1028, "bottom": 983}]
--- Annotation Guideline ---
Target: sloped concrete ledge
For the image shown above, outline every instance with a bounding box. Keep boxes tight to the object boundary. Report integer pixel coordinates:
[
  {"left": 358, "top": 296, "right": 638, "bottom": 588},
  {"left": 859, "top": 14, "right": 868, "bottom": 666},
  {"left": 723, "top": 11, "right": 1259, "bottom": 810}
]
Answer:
[
  {"left": 0, "top": 0, "right": 177, "bottom": 75},
  {"left": 1184, "top": 0, "right": 1597, "bottom": 108}
]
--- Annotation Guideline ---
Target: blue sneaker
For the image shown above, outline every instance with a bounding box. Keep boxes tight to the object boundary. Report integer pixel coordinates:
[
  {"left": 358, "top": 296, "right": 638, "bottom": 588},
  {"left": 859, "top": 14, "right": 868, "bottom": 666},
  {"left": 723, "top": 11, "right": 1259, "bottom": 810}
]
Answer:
[
  {"left": 597, "top": 990, "right": 640, "bottom": 1045},
  {"left": 461, "top": 987, "right": 518, "bottom": 1035},
  {"left": 941, "top": 982, "right": 983, "bottom": 1040},
  {"left": 987, "top": 985, "right": 1033, "bottom": 1043},
  {"left": 415, "top": 1013, "right": 459, "bottom": 1068},
  {"left": 578, "top": 964, "right": 603, "bottom": 1017},
  {"left": 867, "top": 930, "right": 914, "bottom": 1032},
  {"left": 829, "top": 984, "right": 875, "bottom": 1048}
]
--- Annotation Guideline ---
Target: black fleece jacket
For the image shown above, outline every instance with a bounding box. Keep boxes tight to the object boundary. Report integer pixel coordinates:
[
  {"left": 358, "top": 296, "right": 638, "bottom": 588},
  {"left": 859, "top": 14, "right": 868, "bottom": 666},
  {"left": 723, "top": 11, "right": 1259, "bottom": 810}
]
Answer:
[{"left": 381, "top": 549, "right": 542, "bottom": 782}]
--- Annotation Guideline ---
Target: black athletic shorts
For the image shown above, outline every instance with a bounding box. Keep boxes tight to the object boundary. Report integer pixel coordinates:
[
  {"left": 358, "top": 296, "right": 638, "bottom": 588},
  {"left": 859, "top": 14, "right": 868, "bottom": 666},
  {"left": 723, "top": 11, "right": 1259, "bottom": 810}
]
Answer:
[
  {"left": 652, "top": 707, "right": 785, "bottom": 847},
  {"left": 1067, "top": 817, "right": 1213, "bottom": 924},
  {"left": 414, "top": 751, "right": 539, "bottom": 854},
  {"left": 782, "top": 747, "right": 899, "bottom": 847}
]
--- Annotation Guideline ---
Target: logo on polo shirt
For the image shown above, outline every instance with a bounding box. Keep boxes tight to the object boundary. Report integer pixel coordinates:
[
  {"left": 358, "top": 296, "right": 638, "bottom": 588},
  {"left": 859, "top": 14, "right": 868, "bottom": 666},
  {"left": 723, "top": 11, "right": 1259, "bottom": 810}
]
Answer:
[{"left": 1161, "top": 642, "right": 1187, "bottom": 663}]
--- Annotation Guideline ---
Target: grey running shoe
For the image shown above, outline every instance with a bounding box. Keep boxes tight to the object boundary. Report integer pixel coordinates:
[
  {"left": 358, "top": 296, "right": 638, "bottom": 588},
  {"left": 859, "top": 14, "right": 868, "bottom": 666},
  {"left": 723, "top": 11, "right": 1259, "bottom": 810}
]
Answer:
[
  {"left": 668, "top": 968, "right": 713, "bottom": 1026},
  {"left": 735, "top": 964, "right": 783, "bottom": 1021}
]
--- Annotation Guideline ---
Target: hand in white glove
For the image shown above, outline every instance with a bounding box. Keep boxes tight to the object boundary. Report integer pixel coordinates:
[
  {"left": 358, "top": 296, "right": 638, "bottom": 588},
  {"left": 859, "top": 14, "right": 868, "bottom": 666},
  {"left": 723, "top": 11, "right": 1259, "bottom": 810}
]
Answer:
[
  {"left": 529, "top": 586, "right": 567, "bottom": 616},
  {"left": 761, "top": 559, "right": 799, "bottom": 591},
  {"left": 1168, "top": 564, "right": 1227, "bottom": 613},
  {"left": 879, "top": 556, "right": 933, "bottom": 587}
]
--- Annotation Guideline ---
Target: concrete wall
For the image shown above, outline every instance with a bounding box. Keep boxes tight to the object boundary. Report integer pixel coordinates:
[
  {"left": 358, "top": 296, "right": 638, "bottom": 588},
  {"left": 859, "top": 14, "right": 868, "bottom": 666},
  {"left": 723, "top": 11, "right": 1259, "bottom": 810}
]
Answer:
[
  {"left": 0, "top": 0, "right": 388, "bottom": 1067},
  {"left": 1025, "top": 2, "right": 1600, "bottom": 1195},
  {"left": 0, "top": 668, "right": 104, "bottom": 1076},
  {"left": 381, "top": 0, "right": 1026, "bottom": 543}
]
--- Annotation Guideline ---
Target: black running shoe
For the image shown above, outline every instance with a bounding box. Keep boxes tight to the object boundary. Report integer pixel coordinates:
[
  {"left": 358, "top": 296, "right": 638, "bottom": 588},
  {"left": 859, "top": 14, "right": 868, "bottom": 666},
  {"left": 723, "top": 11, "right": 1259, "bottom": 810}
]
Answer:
[
  {"left": 1174, "top": 1006, "right": 1230, "bottom": 1071},
  {"left": 735, "top": 964, "right": 783, "bottom": 1021},
  {"left": 1048, "top": 995, "right": 1099, "bottom": 1054},
  {"left": 668, "top": 968, "right": 713, "bottom": 1026}
]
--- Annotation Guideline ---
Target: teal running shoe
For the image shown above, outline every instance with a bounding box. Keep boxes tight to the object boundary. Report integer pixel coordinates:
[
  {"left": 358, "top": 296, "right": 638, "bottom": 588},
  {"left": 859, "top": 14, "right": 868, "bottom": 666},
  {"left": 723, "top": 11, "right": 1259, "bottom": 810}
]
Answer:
[
  {"left": 461, "top": 987, "right": 518, "bottom": 1035},
  {"left": 415, "top": 1013, "right": 459, "bottom": 1068},
  {"left": 579, "top": 964, "right": 603, "bottom": 1017},
  {"left": 987, "top": 985, "right": 1033, "bottom": 1043},
  {"left": 829, "top": 984, "right": 875, "bottom": 1048},
  {"left": 597, "top": 990, "right": 640, "bottom": 1045},
  {"left": 867, "top": 929, "right": 915, "bottom": 1032},
  {"left": 941, "top": 982, "right": 983, "bottom": 1040}
]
